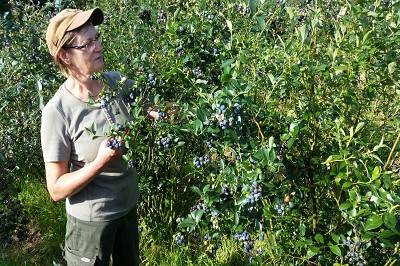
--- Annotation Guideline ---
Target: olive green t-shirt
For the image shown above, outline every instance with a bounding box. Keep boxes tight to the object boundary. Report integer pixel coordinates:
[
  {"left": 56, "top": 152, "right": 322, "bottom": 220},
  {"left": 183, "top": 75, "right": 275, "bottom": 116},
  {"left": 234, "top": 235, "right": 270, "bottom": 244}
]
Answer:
[{"left": 41, "top": 71, "right": 140, "bottom": 222}]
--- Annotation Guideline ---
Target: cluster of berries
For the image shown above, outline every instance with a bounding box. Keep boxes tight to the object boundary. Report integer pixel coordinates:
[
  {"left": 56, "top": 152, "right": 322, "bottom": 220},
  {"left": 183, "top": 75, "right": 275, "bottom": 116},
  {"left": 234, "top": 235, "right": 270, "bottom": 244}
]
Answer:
[
  {"left": 190, "top": 201, "right": 209, "bottom": 213},
  {"left": 204, "top": 233, "right": 212, "bottom": 241},
  {"left": 127, "top": 161, "right": 135, "bottom": 168},
  {"left": 343, "top": 237, "right": 366, "bottom": 266},
  {"left": 210, "top": 211, "right": 220, "bottom": 229},
  {"left": 174, "top": 232, "right": 185, "bottom": 245},
  {"left": 209, "top": 48, "right": 220, "bottom": 55},
  {"left": 274, "top": 202, "right": 286, "bottom": 215},
  {"left": 215, "top": 104, "right": 243, "bottom": 130},
  {"left": 116, "top": 123, "right": 125, "bottom": 132},
  {"left": 175, "top": 39, "right": 185, "bottom": 57},
  {"left": 249, "top": 157, "right": 258, "bottom": 165},
  {"left": 107, "top": 137, "right": 123, "bottom": 149},
  {"left": 296, "top": 8, "right": 308, "bottom": 26},
  {"left": 99, "top": 90, "right": 115, "bottom": 108},
  {"left": 146, "top": 73, "right": 157, "bottom": 90},
  {"left": 193, "top": 66, "right": 202, "bottom": 79},
  {"left": 2, "top": 37, "right": 11, "bottom": 48},
  {"left": 203, "top": 233, "right": 218, "bottom": 255},
  {"left": 276, "top": 143, "right": 288, "bottom": 161},
  {"left": 193, "top": 156, "right": 211, "bottom": 168},
  {"left": 157, "top": 109, "right": 166, "bottom": 120},
  {"left": 234, "top": 3, "right": 251, "bottom": 16},
  {"left": 154, "top": 136, "right": 171, "bottom": 150},
  {"left": 234, "top": 230, "right": 254, "bottom": 253},
  {"left": 89, "top": 74, "right": 99, "bottom": 80},
  {"left": 29, "top": 52, "right": 38, "bottom": 61},
  {"left": 205, "top": 139, "right": 213, "bottom": 148},
  {"left": 157, "top": 6, "right": 167, "bottom": 24},
  {"left": 178, "top": 26, "right": 187, "bottom": 35},
  {"left": 220, "top": 185, "right": 230, "bottom": 201},
  {"left": 201, "top": 10, "right": 216, "bottom": 22},
  {"left": 175, "top": 217, "right": 185, "bottom": 225},
  {"left": 246, "top": 180, "right": 262, "bottom": 204},
  {"left": 216, "top": 104, "right": 231, "bottom": 130}
]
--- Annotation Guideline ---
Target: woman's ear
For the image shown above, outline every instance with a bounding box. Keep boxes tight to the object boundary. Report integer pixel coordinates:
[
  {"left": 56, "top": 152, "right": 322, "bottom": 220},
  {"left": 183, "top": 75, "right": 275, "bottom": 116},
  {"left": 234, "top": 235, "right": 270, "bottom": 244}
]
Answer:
[{"left": 58, "top": 48, "right": 71, "bottom": 65}]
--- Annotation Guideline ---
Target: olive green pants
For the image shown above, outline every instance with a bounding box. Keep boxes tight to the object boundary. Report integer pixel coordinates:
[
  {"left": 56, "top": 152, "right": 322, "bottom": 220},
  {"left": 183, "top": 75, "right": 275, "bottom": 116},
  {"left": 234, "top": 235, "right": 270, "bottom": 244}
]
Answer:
[{"left": 63, "top": 207, "right": 139, "bottom": 266}]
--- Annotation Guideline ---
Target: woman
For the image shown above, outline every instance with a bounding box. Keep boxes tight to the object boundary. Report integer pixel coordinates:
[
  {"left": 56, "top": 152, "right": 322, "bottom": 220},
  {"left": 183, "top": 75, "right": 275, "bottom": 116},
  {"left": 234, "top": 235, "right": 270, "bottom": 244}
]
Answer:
[{"left": 42, "top": 7, "right": 147, "bottom": 265}]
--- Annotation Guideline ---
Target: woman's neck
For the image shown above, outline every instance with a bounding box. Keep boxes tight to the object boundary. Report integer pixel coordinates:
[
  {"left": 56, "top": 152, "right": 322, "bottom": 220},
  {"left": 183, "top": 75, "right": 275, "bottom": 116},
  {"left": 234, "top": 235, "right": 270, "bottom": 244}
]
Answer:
[{"left": 65, "top": 75, "right": 103, "bottom": 102}]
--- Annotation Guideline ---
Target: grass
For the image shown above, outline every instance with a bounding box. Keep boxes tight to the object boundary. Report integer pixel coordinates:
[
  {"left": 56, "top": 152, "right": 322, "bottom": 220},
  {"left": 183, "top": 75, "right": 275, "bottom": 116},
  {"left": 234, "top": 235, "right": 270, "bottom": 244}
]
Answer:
[
  {"left": 1, "top": 178, "right": 66, "bottom": 265},
  {"left": 0, "top": 177, "right": 253, "bottom": 266}
]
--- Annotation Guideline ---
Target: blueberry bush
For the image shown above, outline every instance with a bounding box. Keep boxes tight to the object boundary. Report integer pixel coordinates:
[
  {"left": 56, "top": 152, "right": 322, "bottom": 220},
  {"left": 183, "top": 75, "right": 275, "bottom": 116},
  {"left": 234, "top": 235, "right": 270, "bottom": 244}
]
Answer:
[{"left": 1, "top": 0, "right": 400, "bottom": 265}]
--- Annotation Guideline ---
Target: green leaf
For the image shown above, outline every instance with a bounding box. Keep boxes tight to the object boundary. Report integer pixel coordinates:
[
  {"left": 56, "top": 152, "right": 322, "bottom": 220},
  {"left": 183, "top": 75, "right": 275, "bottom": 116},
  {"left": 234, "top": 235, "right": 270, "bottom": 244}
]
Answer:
[
  {"left": 383, "top": 212, "right": 399, "bottom": 234},
  {"left": 226, "top": 19, "right": 232, "bottom": 32},
  {"left": 281, "top": 133, "right": 290, "bottom": 141},
  {"left": 354, "top": 122, "right": 365, "bottom": 134},
  {"left": 339, "top": 202, "right": 351, "bottom": 210},
  {"left": 222, "top": 59, "right": 235, "bottom": 68},
  {"left": 85, "top": 122, "right": 97, "bottom": 135},
  {"left": 268, "top": 136, "right": 274, "bottom": 149},
  {"left": 236, "top": 195, "right": 248, "bottom": 206},
  {"left": 329, "top": 245, "right": 342, "bottom": 257},
  {"left": 371, "top": 166, "right": 380, "bottom": 181},
  {"left": 256, "top": 16, "right": 266, "bottom": 30},
  {"left": 154, "top": 94, "right": 160, "bottom": 104},
  {"left": 365, "top": 214, "right": 383, "bottom": 231},
  {"left": 299, "top": 223, "right": 306, "bottom": 236},
  {"left": 173, "top": 8, "right": 180, "bottom": 20},
  {"left": 388, "top": 62, "right": 396, "bottom": 74},
  {"left": 287, "top": 137, "right": 295, "bottom": 149},
  {"left": 176, "top": 141, "right": 185, "bottom": 147},
  {"left": 234, "top": 212, "right": 240, "bottom": 226},
  {"left": 190, "top": 186, "right": 202, "bottom": 196},
  {"left": 331, "top": 233, "right": 339, "bottom": 244},
  {"left": 191, "top": 119, "right": 203, "bottom": 134},
  {"left": 249, "top": 0, "right": 259, "bottom": 14},
  {"left": 202, "top": 184, "right": 210, "bottom": 193},
  {"left": 193, "top": 209, "right": 204, "bottom": 223},
  {"left": 342, "top": 182, "right": 352, "bottom": 188},
  {"left": 299, "top": 24, "right": 308, "bottom": 42},
  {"left": 315, "top": 233, "right": 324, "bottom": 244},
  {"left": 286, "top": 7, "right": 294, "bottom": 19},
  {"left": 289, "top": 123, "right": 299, "bottom": 135},
  {"left": 179, "top": 217, "right": 195, "bottom": 228},
  {"left": 379, "top": 230, "right": 396, "bottom": 239}
]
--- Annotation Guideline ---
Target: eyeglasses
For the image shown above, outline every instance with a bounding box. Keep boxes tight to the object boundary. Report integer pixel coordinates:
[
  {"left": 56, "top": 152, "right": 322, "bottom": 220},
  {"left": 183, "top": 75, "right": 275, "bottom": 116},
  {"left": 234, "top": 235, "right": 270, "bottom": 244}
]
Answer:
[{"left": 64, "top": 33, "right": 102, "bottom": 51}]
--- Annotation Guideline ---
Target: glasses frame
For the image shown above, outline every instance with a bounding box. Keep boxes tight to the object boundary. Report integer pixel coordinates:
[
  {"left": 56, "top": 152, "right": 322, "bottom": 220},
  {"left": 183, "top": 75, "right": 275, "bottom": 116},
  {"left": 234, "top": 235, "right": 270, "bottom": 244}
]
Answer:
[{"left": 64, "top": 33, "right": 102, "bottom": 51}]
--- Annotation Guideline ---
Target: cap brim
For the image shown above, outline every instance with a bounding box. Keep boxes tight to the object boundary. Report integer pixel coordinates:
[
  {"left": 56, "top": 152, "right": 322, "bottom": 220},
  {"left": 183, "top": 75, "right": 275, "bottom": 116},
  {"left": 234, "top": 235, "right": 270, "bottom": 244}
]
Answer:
[{"left": 67, "top": 8, "right": 104, "bottom": 32}]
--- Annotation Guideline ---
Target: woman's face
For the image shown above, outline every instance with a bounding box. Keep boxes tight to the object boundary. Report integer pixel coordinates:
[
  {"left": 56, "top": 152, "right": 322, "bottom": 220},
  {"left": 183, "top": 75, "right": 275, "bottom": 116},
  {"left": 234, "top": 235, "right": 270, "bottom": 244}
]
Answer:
[{"left": 62, "top": 24, "right": 104, "bottom": 78}]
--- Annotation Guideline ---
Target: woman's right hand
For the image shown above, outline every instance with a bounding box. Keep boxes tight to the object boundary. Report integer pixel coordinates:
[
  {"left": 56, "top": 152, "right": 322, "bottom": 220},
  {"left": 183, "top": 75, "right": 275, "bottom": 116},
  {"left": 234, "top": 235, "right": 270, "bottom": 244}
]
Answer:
[{"left": 94, "top": 137, "right": 124, "bottom": 168}]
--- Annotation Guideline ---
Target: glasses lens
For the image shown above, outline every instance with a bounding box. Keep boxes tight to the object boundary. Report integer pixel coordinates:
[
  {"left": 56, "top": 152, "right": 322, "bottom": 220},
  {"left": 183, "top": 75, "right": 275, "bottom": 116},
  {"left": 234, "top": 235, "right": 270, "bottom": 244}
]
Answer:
[{"left": 88, "top": 35, "right": 102, "bottom": 50}]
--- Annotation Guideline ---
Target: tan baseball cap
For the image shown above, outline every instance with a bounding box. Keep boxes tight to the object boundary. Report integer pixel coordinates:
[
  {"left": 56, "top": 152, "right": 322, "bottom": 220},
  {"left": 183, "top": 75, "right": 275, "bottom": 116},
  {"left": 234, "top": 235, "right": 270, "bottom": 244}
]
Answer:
[{"left": 46, "top": 8, "right": 104, "bottom": 56}]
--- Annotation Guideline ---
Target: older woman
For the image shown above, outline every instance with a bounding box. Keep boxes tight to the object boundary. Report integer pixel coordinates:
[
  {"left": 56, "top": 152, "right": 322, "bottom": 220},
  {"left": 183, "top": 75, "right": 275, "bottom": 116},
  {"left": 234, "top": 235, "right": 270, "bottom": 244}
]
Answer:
[{"left": 42, "top": 8, "right": 142, "bottom": 265}]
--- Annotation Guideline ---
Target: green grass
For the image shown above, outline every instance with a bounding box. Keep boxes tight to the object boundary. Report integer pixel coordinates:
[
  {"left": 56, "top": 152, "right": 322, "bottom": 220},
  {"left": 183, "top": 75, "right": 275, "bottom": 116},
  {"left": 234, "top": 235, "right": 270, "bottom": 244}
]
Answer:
[
  {"left": 1, "top": 178, "right": 66, "bottom": 265},
  {"left": 0, "top": 177, "right": 253, "bottom": 266}
]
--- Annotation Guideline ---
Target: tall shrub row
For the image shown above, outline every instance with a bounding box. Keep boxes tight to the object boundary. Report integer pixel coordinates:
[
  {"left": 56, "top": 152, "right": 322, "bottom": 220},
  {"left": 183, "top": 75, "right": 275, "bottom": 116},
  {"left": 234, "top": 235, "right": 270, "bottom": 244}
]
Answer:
[{"left": 1, "top": 0, "right": 399, "bottom": 264}]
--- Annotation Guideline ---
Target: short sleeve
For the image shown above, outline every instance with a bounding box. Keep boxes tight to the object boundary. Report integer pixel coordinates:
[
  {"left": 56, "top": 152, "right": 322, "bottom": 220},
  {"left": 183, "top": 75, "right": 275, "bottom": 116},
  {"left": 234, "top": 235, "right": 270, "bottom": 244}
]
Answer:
[{"left": 41, "top": 103, "right": 71, "bottom": 162}]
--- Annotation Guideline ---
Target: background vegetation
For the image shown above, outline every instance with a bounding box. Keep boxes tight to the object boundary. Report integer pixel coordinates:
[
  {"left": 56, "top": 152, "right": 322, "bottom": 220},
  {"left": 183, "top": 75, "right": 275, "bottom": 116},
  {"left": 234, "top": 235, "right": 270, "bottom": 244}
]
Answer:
[{"left": 1, "top": 0, "right": 399, "bottom": 265}]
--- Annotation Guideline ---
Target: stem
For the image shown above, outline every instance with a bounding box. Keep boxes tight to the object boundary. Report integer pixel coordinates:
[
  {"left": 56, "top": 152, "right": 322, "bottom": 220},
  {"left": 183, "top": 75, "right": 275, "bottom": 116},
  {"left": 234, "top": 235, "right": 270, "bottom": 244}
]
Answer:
[
  {"left": 252, "top": 116, "right": 265, "bottom": 145},
  {"left": 384, "top": 132, "right": 400, "bottom": 171}
]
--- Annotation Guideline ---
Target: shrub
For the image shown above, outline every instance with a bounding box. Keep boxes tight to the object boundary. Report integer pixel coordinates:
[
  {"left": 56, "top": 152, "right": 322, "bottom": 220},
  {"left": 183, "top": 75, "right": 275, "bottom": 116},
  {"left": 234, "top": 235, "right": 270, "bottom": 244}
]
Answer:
[{"left": 1, "top": 0, "right": 399, "bottom": 265}]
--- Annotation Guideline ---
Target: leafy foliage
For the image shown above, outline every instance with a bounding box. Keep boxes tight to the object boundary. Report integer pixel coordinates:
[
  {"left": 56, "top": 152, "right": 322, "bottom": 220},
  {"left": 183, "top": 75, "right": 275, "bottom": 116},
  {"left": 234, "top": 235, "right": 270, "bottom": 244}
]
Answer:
[{"left": 1, "top": 0, "right": 400, "bottom": 265}]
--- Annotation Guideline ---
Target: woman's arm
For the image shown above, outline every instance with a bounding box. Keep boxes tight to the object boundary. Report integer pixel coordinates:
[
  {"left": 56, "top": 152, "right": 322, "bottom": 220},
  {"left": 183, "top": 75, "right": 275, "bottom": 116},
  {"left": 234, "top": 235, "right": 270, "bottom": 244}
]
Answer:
[{"left": 45, "top": 138, "right": 124, "bottom": 202}]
